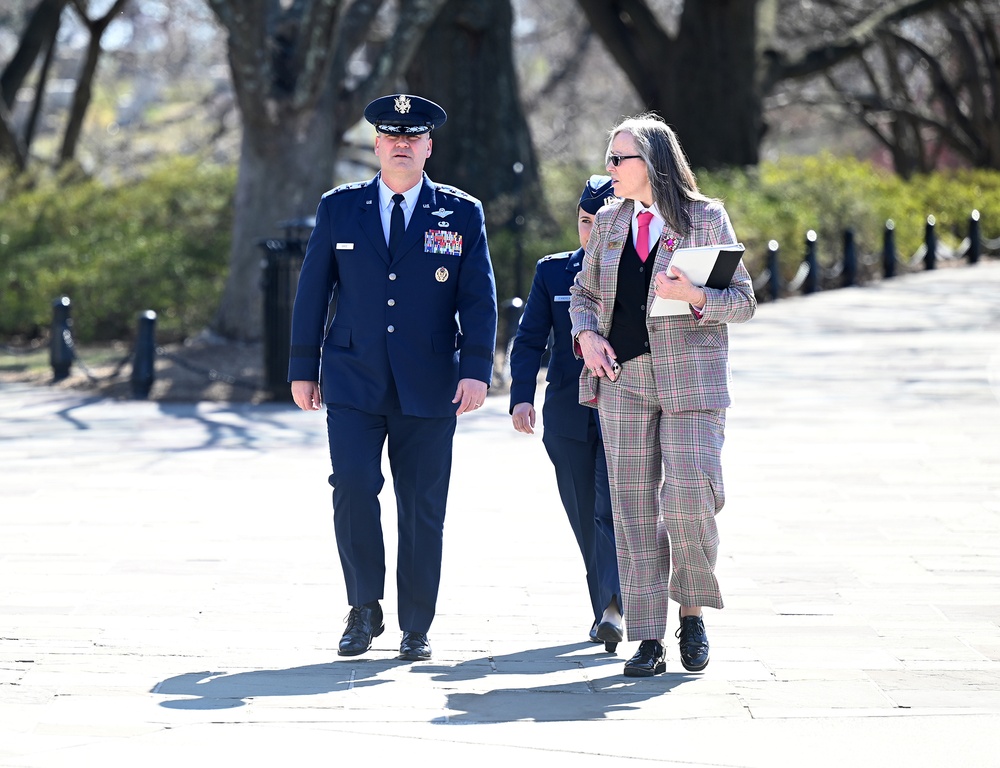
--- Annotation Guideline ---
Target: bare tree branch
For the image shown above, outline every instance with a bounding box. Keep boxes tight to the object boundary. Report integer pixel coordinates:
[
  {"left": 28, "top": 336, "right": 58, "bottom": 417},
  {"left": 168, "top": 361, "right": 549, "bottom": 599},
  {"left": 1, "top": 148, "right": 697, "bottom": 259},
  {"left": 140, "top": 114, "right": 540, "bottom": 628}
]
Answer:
[
  {"left": 763, "top": 0, "right": 963, "bottom": 91},
  {"left": 339, "top": 0, "right": 450, "bottom": 124},
  {"left": 59, "top": 0, "right": 131, "bottom": 165}
]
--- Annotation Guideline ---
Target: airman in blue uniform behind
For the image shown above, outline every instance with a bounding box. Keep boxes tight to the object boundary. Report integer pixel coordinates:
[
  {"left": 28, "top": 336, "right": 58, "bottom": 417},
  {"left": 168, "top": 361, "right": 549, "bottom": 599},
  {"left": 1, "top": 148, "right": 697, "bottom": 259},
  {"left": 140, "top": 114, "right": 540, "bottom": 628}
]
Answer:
[
  {"left": 509, "top": 175, "right": 624, "bottom": 651},
  {"left": 289, "top": 94, "right": 498, "bottom": 662}
]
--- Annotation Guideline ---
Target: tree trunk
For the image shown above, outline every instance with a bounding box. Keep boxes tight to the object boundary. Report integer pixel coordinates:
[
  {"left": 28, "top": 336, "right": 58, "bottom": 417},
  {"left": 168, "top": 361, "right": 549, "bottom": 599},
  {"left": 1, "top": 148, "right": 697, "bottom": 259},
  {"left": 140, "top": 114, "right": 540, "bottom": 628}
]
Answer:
[
  {"left": 668, "top": 0, "right": 763, "bottom": 168},
  {"left": 23, "top": 21, "right": 59, "bottom": 152},
  {"left": 578, "top": 0, "right": 964, "bottom": 169},
  {"left": 576, "top": 0, "right": 763, "bottom": 169},
  {"left": 0, "top": 101, "right": 25, "bottom": 170},
  {"left": 1, "top": 0, "right": 68, "bottom": 109},
  {"left": 212, "top": 106, "right": 336, "bottom": 340},
  {"left": 0, "top": 0, "right": 68, "bottom": 168},
  {"left": 407, "top": 0, "right": 548, "bottom": 297},
  {"left": 58, "top": 32, "right": 100, "bottom": 165},
  {"left": 206, "top": 0, "right": 448, "bottom": 341}
]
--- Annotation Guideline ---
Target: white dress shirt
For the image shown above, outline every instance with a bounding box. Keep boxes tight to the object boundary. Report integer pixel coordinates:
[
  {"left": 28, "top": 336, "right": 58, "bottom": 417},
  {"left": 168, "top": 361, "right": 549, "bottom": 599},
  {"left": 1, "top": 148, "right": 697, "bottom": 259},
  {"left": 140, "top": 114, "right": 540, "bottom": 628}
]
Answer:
[
  {"left": 378, "top": 178, "right": 422, "bottom": 245},
  {"left": 632, "top": 202, "right": 664, "bottom": 252}
]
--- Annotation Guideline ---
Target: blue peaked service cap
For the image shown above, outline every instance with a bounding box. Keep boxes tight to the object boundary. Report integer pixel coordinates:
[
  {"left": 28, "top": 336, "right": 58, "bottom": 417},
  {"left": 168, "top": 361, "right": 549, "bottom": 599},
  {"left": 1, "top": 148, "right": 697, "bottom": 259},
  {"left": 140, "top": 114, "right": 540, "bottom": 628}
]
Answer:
[
  {"left": 364, "top": 94, "right": 447, "bottom": 135},
  {"left": 579, "top": 175, "right": 617, "bottom": 214}
]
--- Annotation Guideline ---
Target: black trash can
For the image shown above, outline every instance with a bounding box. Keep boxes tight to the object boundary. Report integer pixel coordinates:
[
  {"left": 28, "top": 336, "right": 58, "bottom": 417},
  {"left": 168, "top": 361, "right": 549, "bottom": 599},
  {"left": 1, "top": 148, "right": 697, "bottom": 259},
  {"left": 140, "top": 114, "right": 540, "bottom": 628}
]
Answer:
[{"left": 260, "top": 217, "right": 314, "bottom": 401}]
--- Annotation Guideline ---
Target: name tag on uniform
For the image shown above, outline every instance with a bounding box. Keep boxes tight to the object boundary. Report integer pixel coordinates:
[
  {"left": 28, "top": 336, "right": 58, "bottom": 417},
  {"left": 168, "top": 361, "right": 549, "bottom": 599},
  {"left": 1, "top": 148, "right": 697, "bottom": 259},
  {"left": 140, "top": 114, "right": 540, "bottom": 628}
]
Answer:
[
  {"left": 425, "top": 229, "right": 463, "bottom": 256},
  {"left": 555, "top": 295, "right": 571, "bottom": 302},
  {"left": 336, "top": 242, "right": 354, "bottom": 250}
]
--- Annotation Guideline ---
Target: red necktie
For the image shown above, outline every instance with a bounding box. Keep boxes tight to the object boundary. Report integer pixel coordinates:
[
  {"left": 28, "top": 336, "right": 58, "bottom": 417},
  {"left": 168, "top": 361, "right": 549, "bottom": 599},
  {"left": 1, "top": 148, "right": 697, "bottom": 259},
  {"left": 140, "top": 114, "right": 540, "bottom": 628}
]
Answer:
[{"left": 636, "top": 211, "right": 653, "bottom": 263}]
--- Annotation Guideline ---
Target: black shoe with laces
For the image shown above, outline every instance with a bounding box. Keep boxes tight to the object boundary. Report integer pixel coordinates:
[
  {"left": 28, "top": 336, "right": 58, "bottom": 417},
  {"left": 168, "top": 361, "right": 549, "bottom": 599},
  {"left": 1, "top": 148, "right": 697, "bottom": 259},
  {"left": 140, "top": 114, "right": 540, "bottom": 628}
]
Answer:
[
  {"left": 398, "top": 631, "right": 432, "bottom": 661},
  {"left": 676, "top": 615, "right": 710, "bottom": 671},
  {"left": 337, "top": 601, "right": 384, "bottom": 657},
  {"left": 623, "top": 639, "right": 666, "bottom": 677}
]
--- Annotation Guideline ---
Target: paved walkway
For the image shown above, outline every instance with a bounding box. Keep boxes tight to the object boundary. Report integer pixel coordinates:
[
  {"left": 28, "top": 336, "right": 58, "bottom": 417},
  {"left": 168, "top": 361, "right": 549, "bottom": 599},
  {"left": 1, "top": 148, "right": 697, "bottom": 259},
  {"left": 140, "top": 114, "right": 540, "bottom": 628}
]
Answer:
[{"left": 2, "top": 262, "right": 999, "bottom": 767}]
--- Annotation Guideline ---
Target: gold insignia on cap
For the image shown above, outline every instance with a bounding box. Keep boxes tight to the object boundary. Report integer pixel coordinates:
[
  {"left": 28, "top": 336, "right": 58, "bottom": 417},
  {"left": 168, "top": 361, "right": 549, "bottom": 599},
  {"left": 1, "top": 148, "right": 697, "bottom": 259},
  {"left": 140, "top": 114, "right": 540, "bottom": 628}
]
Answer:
[
  {"left": 394, "top": 95, "right": 411, "bottom": 114},
  {"left": 435, "top": 267, "right": 449, "bottom": 282}
]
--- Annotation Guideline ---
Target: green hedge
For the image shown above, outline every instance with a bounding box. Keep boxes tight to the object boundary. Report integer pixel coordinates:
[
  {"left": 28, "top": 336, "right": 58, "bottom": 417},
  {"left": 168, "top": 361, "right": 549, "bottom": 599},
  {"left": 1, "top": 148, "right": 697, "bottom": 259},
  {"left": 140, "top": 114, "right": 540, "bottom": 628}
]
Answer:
[
  {"left": 2, "top": 154, "right": 996, "bottom": 343},
  {"left": 0, "top": 158, "right": 235, "bottom": 342},
  {"left": 699, "top": 154, "right": 998, "bottom": 281}
]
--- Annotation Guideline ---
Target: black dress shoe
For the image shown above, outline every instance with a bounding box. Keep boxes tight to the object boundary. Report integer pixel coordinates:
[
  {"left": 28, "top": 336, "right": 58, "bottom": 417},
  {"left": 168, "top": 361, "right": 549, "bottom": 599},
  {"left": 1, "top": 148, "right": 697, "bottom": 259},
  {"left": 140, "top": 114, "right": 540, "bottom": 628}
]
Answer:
[
  {"left": 337, "top": 601, "right": 384, "bottom": 657},
  {"left": 623, "top": 639, "right": 666, "bottom": 677},
  {"left": 676, "top": 615, "right": 710, "bottom": 671},
  {"left": 398, "top": 631, "right": 432, "bottom": 661},
  {"left": 588, "top": 621, "right": 602, "bottom": 643},
  {"left": 596, "top": 619, "right": 624, "bottom": 644}
]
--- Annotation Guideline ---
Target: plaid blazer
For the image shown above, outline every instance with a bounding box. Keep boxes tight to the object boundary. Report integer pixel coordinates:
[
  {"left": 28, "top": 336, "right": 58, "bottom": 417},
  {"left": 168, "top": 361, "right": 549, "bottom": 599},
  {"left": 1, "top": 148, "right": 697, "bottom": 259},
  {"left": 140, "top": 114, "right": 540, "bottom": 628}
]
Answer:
[{"left": 569, "top": 198, "right": 756, "bottom": 412}]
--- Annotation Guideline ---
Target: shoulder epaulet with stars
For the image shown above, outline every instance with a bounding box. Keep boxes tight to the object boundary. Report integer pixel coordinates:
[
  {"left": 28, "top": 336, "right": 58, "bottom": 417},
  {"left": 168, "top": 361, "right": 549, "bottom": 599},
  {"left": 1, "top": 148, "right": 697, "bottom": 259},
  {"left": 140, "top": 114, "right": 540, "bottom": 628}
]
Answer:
[
  {"left": 322, "top": 180, "right": 367, "bottom": 198},
  {"left": 539, "top": 251, "right": 573, "bottom": 263},
  {"left": 435, "top": 184, "right": 479, "bottom": 204}
]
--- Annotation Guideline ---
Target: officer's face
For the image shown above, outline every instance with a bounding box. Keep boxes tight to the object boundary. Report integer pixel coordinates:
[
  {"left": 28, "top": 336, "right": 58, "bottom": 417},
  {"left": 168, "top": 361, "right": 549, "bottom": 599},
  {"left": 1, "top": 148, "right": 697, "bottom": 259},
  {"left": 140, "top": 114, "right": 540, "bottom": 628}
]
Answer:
[
  {"left": 375, "top": 132, "right": 432, "bottom": 175},
  {"left": 578, "top": 207, "right": 596, "bottom": 250},
  {"left": 606, "top": 131, "right": 652, "bottom": 207}
]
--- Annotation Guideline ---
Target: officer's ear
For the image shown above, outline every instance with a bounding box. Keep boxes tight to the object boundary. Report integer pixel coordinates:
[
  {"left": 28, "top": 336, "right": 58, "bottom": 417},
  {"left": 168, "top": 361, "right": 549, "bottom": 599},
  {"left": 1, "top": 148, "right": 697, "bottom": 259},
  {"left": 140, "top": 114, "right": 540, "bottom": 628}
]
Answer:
[{"left": 426, "top": 137, "right": 433, "bottom": 158}]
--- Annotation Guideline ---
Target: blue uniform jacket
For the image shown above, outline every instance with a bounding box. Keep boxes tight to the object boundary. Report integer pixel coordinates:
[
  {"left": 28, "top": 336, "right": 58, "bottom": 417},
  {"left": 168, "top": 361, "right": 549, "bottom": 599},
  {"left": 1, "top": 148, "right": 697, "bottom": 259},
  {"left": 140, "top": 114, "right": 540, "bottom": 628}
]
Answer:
[
  {"left": 509, "top": 248, "right": 593, "bottom": 442},
  {"left": 288, "top": 173, "right": 498, "bottom": 418}
]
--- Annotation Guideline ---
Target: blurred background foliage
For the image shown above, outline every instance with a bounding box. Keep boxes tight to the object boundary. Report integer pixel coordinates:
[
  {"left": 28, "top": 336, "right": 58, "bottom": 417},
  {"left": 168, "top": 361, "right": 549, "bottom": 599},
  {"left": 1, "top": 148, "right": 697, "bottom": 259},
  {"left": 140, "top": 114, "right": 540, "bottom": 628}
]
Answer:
[
  {"left": 2, "top": 152, "right": 995, "bottom": 342},
  {"left": 1, "top": 0, "right": 999, "bottom": 345},
  {"left": 0, "top": 157, "right": 234, "bottom": 341}
]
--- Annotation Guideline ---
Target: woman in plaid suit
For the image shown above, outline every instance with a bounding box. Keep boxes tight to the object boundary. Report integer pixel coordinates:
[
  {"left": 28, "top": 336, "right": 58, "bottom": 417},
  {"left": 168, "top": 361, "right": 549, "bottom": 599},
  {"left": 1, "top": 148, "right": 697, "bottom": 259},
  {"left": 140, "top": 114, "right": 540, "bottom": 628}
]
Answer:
[{"left": 569, "top": 114, "right": 756, "bottom": 677}]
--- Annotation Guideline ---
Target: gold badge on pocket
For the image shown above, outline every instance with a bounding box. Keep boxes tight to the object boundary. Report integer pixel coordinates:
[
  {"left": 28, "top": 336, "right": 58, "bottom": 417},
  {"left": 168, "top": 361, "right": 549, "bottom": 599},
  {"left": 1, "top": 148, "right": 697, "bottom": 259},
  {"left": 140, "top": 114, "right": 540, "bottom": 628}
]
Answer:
[{"left": 435, "top": 267, "right": 449, "bottom": 282}]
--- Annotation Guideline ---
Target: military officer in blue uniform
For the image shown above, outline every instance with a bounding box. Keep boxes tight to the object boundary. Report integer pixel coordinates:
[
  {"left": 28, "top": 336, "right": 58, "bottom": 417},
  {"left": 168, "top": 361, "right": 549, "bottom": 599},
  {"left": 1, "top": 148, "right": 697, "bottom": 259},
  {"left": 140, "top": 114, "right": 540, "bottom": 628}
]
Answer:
[
  {"left": 289, "top": 94, "right": 498, "bottom": 662},
  {"left": 509, "top": 175, "right": 623, "bottom": 651}
]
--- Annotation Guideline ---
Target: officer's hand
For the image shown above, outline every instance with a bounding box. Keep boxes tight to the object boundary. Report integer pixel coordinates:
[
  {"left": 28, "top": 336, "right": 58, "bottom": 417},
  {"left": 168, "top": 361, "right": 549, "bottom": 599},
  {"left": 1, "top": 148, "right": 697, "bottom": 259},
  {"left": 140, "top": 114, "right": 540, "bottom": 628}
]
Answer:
[
  {"left": 511, "top": 402, "right": 536, "bottom": 435},
  {"left": 454, "top": 378, "right": 487, "bottom": 415},
  {"left": 291, "top": 380, "right": 322, "bottom": 411}
]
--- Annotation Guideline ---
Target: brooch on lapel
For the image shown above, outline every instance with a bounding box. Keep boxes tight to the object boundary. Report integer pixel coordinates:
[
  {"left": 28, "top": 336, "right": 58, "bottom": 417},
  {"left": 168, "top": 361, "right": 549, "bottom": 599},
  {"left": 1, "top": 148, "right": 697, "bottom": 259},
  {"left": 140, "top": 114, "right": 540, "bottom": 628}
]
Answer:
[{"left": 664, "top": 237, "right": 680, "bottom": 252}]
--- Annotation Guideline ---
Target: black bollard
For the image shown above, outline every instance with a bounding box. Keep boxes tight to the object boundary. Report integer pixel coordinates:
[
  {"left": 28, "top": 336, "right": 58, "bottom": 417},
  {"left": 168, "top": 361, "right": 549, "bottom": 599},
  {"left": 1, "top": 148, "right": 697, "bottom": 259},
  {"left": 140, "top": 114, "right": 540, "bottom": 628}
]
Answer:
[
  {"left": 50, "top": 296, "right": 73, "bottom": 381},
  {"left": 501, "top": 296, "right": 525, "bottom": 352},
  {"left": 968, "top": 210, "right": 981, "bottom": 265},
  {"left": 842, "top": 228, "right": 857, "bottom": 287},
  {"left": 925, "top": 215, "right": 937, "bottom": 270},
  {"left": 767, "top": 240, "right": 781, "bottom": 302},
  {"left": 804, "top": 230, "right": 818, "bottom": 294},
  {"left": 131, "top": 310, "right": 157, "bottom": 399},
  {"left": 883, "top": 220, "right": 896, "bottom": 278}
]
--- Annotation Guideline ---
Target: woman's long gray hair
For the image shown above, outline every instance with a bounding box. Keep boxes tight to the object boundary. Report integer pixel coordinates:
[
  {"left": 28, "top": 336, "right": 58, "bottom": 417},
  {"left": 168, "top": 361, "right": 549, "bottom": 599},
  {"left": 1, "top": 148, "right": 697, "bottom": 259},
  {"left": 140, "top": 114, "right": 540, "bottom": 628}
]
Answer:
[{"left": 606, "top": 113, "right": 715, "bottom": 236}]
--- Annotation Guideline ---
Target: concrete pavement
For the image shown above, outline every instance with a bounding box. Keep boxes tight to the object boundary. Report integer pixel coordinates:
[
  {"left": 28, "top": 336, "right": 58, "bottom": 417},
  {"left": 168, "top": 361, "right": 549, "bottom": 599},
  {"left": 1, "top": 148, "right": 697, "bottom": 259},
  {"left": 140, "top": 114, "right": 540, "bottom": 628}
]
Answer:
[{"left": 1, "top": 261, "right": 999, "bottom": 767}]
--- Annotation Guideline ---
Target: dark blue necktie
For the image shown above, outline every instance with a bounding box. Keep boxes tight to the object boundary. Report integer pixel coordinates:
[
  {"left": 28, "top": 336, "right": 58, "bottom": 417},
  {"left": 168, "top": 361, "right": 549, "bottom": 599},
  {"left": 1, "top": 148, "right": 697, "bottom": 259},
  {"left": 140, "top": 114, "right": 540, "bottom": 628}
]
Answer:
[{"left": 389, "top": 193, "right": 405, "bottom": 258}]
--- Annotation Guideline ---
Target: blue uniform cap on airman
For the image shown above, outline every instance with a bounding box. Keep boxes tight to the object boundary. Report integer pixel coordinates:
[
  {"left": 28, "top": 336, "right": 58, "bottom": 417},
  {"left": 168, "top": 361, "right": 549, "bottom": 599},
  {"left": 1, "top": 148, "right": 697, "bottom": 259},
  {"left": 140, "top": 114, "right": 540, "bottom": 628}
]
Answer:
[
  {"left": 578, "top": 174, "right": 617, "bottom": 214},
  {"left": 364, "top": 94, "right": 448, "bottom": 135}
]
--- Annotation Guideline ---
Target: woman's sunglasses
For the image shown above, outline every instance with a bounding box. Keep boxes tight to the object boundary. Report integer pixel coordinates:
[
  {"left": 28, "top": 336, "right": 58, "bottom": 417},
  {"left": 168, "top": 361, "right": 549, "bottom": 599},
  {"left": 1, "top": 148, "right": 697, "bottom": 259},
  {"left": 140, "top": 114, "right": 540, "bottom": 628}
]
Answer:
[{"left": 607, "top": 154, "right": 642, "bottom": 167}]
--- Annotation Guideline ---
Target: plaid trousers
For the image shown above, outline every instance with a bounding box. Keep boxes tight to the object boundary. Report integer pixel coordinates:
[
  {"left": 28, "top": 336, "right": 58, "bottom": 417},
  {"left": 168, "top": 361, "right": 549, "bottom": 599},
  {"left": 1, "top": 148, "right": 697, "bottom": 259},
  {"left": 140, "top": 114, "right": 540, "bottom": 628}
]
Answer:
[{"left": 597, "top": 353, "right": 726, "bottom": 642}]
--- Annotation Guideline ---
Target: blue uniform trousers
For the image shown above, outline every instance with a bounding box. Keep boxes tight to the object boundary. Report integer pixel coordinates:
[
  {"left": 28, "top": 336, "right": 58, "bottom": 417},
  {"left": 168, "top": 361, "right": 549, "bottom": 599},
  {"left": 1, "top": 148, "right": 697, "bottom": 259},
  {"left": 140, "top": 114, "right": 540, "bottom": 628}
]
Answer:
[
  {"left": 326, "top": 404, "right": 456, "bottom": 634},
  {"left": 542, "top": 418, "right": 619, "bottom": 620}
]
